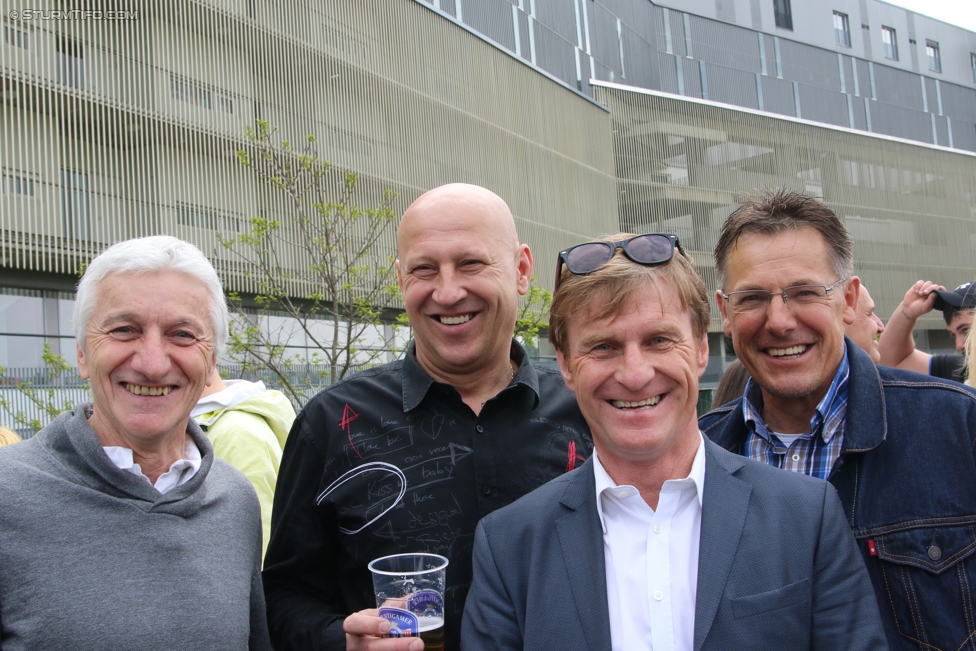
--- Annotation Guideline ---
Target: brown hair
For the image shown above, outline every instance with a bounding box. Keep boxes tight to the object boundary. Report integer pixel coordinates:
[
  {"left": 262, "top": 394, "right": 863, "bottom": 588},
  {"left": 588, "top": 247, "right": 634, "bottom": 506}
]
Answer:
[
  {"left": 714, "top": 188, "right": 854, "bottom": 289},
  {"left": 0, "top": 427, "right": 21, "bottom": 448},
  {"left": 710, "top": 359, "right": 751, "bottom": 410},
  {"left": 549, "top": 233, "right": 710, "bottom": 352}
]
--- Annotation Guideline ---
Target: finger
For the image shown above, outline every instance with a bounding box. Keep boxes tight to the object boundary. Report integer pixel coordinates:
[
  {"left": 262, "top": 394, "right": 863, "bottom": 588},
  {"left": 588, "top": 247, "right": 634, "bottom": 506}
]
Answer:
[
  {"left": 345, "top": 632, "right": 425, "bottom": 651},
  {"left": 344, "top": 612, "right": 391, "bottom": 638}
]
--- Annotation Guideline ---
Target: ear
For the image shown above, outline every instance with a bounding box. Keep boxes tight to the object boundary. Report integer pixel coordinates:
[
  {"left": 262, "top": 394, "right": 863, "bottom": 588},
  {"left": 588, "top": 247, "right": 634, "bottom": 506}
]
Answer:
[
  {"left": 207, "top": 358, "right": 218, "bottom": 387},
  {"left": 697, "top": 333, "right": 710, "bottom": 378},
  {"left": 77, "top": 343, "right": 90, "bottom": 381},
  {"left": 395, "top": 258, "right": 404, "bottom": 291},
  {"left": 516, "top": 244, "right": 533, "bottom": 296},
  {"left": 555, "top": 348, "right": 576, "bottom": 394},
  {"left": 716, "top": 290, "right": 733, "bottom": 337},
  {"left": 842, "top": 277, "right": 860, "bottom": 327}
]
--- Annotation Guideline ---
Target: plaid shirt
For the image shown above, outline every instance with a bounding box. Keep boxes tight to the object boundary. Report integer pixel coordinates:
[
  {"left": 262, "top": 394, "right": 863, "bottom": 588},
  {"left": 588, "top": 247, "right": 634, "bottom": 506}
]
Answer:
[{"left": 741, "top": 350, "right": 849, "bottom": 480}]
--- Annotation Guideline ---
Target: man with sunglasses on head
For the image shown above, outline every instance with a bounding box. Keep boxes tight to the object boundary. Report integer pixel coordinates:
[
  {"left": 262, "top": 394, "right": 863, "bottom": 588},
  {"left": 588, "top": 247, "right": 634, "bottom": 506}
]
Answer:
[
  {"left": 462, "top": 232, "right": 884, "bottom": 650},
  {"left": 700, "top": 188, "right": 976, "bottom": 649},
  {"left": 262, "top": 183, "right": 592, "bottom": 651}
]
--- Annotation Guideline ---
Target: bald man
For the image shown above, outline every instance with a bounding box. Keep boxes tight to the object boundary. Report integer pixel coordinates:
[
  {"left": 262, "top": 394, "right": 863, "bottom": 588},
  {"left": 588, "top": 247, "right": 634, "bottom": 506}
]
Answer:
[
  {"left": 263, "top": 184, "right": 592, "bottom": 651},
  {"left": 845, "top": 284, "right": 885, "bottom": 363}
]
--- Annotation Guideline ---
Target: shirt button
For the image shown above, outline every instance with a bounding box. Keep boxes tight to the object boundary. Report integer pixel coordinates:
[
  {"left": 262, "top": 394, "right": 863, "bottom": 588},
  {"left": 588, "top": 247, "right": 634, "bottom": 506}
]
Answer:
[
  {"left": 476, "top": 425, "right": 484, "bottom": 433},
  {"left": 654, "top": 591, "right": 663, "bottom": 601},
  {"left": 653, "top": 523, "right": 662, "bottom": 534},
  {"left": 928, "top": 545, "right": 942, "bottom": 561},
  {"left": 482, "top": 486, "right": 492, "bottom": 496},
  {"left": 791, "top": 453, "right": 800, "bottom": 461}
]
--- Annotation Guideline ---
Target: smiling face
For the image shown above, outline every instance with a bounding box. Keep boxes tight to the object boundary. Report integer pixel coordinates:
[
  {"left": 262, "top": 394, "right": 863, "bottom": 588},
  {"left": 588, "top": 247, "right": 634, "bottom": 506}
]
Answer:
[
  {"left": 846, "top": 284, "right": 885, "bottom": 363},
  {"left": 77, "top": 270, "right": 217, "bottom": 451},
  {"left": 396, "top": 185, "right": 532, "bottom": 380},
  {"left": 556, "top": 281, "right": 707, "bottom": 475},
  {"left": 717, "top": 228, "right": 857, "bottom": 431}
]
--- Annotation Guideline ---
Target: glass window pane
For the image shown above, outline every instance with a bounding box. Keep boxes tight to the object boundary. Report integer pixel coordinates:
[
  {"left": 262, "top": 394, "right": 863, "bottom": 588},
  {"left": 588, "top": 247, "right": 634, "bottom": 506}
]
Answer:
[
  {"left": 882, "top": 27, "right": 898, "bottom": 60},
  {"left": 833, "top": 12, "right": 850, "bottom": 47},
  {"left": 773, "top": 0, "right": 792, "bottom": 30},
  {"left": 927, "top": 41, "right": 941, "bottom": 72},
  {"left": 0, "top": 294, "right": 44, "bottom": 335}
]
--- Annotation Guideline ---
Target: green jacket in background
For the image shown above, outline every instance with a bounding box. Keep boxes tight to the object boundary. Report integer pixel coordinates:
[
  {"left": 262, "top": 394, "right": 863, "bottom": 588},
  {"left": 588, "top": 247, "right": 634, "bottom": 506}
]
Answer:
[{"left": 193, "top": 381, "right": 296, "bottom": 559}]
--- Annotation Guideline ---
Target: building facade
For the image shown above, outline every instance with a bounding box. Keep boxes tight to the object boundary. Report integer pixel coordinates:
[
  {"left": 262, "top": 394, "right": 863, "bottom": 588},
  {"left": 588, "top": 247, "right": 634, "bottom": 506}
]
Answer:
[{"left": 1, "top": 0, "right": 975, "bottom": 419}]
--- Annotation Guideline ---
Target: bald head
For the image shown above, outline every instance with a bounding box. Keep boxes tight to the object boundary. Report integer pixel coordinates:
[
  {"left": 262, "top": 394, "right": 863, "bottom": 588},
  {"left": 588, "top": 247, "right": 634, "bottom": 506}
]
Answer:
[
  {"left": 398, "top": 183, "right": 519, "bottom": 256},
  {"left": 846, "top": 283, "right": 885, "bottom": 363},
  {"left": 395, "top": 183, "right": 533, "bottom": 386}
]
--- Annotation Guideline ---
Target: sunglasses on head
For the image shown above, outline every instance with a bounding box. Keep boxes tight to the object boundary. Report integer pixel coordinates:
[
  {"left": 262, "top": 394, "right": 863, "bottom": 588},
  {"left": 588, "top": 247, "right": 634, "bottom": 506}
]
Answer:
[{"left": 554, "top": 233, "right": 683, "bottom": 292}]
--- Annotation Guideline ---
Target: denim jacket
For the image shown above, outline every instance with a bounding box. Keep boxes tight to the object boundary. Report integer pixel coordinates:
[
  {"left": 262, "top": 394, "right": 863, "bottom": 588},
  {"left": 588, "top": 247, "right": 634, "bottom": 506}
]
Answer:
[{"left": 700, "top": 338, "right": 976, "bottom": 650}]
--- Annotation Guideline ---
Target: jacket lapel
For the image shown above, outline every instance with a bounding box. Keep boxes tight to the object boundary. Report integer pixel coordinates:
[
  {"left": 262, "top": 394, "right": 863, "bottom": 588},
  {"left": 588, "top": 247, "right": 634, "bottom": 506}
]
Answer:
[
  {"left": 693, "top": 441, "right": 752, "bottom": 651},
  {"left": 555, "top": 460, "right": 613, "bottom": 651}
]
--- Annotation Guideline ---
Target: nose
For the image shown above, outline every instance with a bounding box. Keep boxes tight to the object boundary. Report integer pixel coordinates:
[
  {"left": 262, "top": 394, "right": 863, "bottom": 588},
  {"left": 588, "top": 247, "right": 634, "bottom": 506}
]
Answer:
[
  {"left": 764, "top": 292, "right": 797, "bottom": 334},
  {"left": 130, "top": 331, "right": 171, "bottom": 380},
  {"left": 614, "top": 343, "right": 654, "bottom": 391},
  {"left": 956, "top": 332, "right": 968, "bottom": 354},
  {"left": 431, "top": 266, "right": 467, "bottom": 306},
  {"left": 873, "top": 315, "right": 885, "bottom": 334}
]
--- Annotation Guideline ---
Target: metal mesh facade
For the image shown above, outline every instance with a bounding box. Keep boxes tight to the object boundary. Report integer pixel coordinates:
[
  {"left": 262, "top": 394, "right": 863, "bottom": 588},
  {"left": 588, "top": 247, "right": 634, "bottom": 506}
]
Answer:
[
  {"left": 595, "top": 81, "right": 976, "bottom": 337},
  {"left": 417, "top": 0, "right": 976, "bottom": 153},
  {"left": 0, "top": 0, "right": 619, "bottom": 296}
]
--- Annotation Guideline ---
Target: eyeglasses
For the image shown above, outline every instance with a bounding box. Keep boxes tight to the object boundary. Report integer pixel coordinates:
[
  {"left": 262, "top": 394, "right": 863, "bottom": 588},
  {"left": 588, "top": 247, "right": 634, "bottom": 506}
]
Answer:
[
  {"left": 555, "top": 233, "right": 683, "bottom": 292},
  {"left": 722, "top": 277, "right": 849, "bottom": 314}
]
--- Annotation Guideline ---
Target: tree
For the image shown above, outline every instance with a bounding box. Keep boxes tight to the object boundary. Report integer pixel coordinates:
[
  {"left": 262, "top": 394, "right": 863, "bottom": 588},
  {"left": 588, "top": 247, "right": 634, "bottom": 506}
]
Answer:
[
  {"left": 222, "top": 123, "right": 555, "bottom": 408},
  {"left": 220, "top": 122, "right": 402, "bottom": 407},
  {"left": 0, "top": 343, "right": 87, "bottom": 434}
]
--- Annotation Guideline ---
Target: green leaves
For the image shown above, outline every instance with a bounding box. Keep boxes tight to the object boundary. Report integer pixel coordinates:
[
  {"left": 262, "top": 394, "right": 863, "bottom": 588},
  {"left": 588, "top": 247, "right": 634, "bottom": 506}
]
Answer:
[{"left": 221, "top": 124, "right": 405, "bottom": 408}]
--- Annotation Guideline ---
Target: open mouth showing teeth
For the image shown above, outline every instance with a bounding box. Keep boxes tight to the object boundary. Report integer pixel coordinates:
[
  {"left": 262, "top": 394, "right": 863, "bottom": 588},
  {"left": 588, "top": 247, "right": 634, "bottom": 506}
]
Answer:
[
  {"left": 123, "top": 383, "right": 173, "bottom": 396},
  {"left": 612, "top": 396, "right": 662, "bottom": 409},
  {"left": 767, "top": 345, "right": 808, "bottom": 358},
  {"left": 439, "top": 314, "right": 472, "bottom": 325}
]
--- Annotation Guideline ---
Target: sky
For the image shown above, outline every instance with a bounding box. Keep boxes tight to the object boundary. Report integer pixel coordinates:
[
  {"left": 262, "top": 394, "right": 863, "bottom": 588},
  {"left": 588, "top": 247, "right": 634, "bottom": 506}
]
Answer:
[{"left": 881, "top": 0, "right": 976, "bottom": 32}]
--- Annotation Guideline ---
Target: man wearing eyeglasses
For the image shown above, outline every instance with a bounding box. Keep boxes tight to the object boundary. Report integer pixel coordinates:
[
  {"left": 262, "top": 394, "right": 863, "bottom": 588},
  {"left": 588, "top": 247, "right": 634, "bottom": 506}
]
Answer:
[
  {"left": 263, "top": 183, "right": 592, "bottom": 651},
  {"left": 700, "top": 188, "right": 976, "bottom": 649},
  {"left": 462, "top": 232, "right": 885, "bottom": 650}
]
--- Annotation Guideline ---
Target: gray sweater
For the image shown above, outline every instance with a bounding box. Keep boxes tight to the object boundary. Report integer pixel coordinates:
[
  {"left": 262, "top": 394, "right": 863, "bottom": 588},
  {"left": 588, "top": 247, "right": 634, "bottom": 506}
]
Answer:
[{"left": 0, "top": 405, "right": 272, "bottom": 651}]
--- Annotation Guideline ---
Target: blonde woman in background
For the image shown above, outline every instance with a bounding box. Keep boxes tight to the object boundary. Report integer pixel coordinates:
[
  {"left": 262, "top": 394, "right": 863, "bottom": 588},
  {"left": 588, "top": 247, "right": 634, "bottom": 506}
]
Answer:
[{"left": 0, "top": 427, "right": 21, "bottom": 447}]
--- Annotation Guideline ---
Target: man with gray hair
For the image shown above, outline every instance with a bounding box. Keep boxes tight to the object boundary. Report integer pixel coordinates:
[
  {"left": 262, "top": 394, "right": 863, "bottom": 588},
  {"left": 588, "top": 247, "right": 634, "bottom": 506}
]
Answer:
[
  {"left": 0, "top": 236, "right": 271, "bottom": 650},
  {"left": 700, "top": 188, "right": 976, "bottom": 649}
]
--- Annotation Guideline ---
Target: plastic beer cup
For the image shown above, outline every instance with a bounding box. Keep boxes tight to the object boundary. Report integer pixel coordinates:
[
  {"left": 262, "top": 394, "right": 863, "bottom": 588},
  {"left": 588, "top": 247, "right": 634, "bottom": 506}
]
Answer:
[{"left": 368, "top": 553, "right": 448, "bottom": 650}]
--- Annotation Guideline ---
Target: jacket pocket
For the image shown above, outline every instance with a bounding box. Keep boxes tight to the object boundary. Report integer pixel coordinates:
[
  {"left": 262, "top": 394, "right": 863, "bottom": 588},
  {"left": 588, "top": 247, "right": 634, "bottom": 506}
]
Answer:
[
  {"left": 732, "top": 578, "right": 810, "bottom": 619},
  {"left": 872, "top": 523, "right": 976, "bottom": 648}
]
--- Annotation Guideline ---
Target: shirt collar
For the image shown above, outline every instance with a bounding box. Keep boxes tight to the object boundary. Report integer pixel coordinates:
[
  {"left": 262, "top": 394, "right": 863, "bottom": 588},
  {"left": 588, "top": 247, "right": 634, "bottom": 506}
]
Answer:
[
  {"left": 742, "top": 347, "right": 850, "bottom": 443},
  {"left": 102, "top": 436, "right": 202, "bottom": 494},
  {"left": 400, "top": 339, "right": 540, "bottom": 412},
  {"left": 592, "top": 433, "right": 706, "bottom": 535}
]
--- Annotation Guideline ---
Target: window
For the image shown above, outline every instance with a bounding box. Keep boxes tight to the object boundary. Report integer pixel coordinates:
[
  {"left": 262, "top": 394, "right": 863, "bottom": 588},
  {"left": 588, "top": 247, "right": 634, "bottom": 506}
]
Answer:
[
  {"left": 882, "top": 26, "right": 898, "bottom": 60},
  {"left": 773, "top": 0, "right": 792, "bottom": 30},
  {"left": 56, "top": 37, "right": 84, "bottom": 89},
  {"left": 971, "top": 53, "right": 976, "bottom": 84},
  {"left": 4, "top": 24, "right": 28, "bottom": 50},
  {"left": 3, "top": 172, "right": 35, "bottom": 197},
  {"left": 833, "top": 12, "right": 851, "bottom": 47},
  {"left": 176, "top": 202, "right": 239, "bottom": 235},
  {"left": 926, "top": 40, "right": 941, "bottom": 72},
  {"left": 170, "top": 75, "right": 211, "bottom": 109},
  {"left": 61, "top": 169, "right": 89, "bottom": 240},
  {"left": 215, "top": 94, "right": 233, "bottom": 114}
]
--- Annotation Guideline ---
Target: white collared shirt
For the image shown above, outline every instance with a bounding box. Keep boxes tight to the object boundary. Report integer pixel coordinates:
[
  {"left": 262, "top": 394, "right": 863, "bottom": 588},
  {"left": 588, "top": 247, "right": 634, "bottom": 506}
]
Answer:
[
  {"left": 103, "top": 436, "right": 202, "bottom": 494},
  {"left": 593, "top": 434, "right": 706, "bottom": 651}
]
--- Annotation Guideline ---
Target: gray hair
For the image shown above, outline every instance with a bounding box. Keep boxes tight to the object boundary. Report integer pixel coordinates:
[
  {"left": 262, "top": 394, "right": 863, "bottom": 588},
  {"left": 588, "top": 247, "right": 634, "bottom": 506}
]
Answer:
[{"left": 73, "top": 236, "right": 228, "bottom": 358}]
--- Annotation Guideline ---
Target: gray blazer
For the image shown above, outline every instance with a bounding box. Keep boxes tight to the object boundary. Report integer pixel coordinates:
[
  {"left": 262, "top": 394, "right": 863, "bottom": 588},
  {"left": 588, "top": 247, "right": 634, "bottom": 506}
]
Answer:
[{"left": 461, "top": 438, "right": 887, "bottom": 650}]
